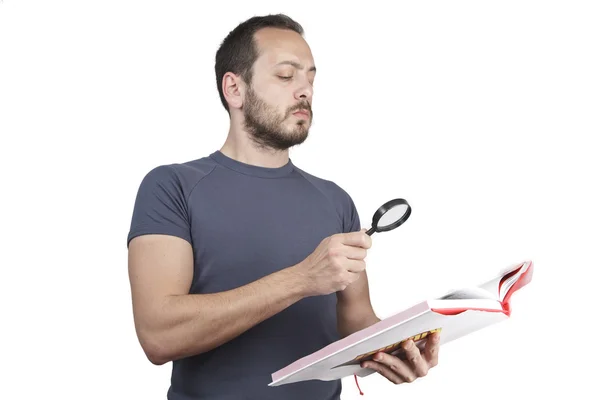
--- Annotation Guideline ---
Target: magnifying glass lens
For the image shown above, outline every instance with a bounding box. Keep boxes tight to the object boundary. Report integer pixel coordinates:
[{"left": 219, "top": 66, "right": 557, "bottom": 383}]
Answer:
[{"left": 377, "top": 204, "right": 409, "bottom": 229}]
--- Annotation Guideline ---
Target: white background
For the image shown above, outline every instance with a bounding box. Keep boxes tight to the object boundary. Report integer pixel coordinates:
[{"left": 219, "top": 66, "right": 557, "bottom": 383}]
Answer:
[{"left": 1, "top": 1, "right": 598, "bottom": 399}]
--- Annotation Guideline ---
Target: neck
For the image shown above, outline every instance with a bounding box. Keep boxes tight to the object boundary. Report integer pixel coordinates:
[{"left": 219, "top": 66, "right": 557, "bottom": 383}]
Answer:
[{"left": 220, "top": 114, "right": 290, "bottom": 168}]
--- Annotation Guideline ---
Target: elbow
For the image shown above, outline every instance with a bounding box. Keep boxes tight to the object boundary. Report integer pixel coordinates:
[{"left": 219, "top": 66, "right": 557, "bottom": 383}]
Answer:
[
  {"left": 146, "top": 349, "right": 169, "bottom": 366},
  {"left": 138, "top": 330, "right": 172, "bottom": 366}
]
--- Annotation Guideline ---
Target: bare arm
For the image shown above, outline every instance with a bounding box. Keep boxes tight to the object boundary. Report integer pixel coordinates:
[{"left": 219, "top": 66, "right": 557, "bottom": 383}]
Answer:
[
  {"left": 128, "top": 234, "right": 308, "bottom": 365},
  {"left": 336, "top": 269, "right": 381, "bottom": 338}
]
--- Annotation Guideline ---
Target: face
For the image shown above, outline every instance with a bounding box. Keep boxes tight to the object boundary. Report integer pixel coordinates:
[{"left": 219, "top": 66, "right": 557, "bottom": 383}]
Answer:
[{"left": 242, "top": 28, "right": 316, "bottom": 151}]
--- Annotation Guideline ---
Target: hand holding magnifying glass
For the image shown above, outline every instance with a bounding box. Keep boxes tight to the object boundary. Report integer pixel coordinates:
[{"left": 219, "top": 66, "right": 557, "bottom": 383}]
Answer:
[
  {"left": 365, "top": 198, "right": 411, "bottom": 236},
  {"left": 292, "top": 197, "right": 412, "bottom": 298}
]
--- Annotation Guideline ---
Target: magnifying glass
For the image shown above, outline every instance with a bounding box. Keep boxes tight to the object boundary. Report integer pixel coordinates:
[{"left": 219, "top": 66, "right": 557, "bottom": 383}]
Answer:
[{"left": 365, "top": 198, "right": 412, "bottom": 236}]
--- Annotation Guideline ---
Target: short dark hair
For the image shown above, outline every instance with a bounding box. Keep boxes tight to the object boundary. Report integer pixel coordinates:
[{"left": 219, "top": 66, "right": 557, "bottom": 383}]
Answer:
[{"left": 214, "top": 14, "right": 304, "bottom": 113}]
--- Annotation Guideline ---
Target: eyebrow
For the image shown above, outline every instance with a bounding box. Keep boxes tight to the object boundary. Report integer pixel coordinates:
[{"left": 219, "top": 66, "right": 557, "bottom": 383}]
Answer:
[{"left": 275, "top": 60, "right": 317, "bottom": 73}]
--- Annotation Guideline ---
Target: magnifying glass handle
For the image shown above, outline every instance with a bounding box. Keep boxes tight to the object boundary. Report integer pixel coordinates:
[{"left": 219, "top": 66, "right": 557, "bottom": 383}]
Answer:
[{"left": 365, "top": 227, "right": 375, "bottom": 236}]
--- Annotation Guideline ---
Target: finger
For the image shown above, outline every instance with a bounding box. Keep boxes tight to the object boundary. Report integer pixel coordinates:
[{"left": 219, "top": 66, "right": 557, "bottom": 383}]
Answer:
[
  {"left": 370, "top": 352, "right": 417, "bottom": 383},
  {"left": 361, "top": 361, "right": 405, "bottom": 385},
  {"left": 345, "top": 271, "right": 362, "bottom": 285},
  {"left": 424, "top": 331, "right": 440, "bottom": 367},
  {"left": 345, "top": 259, "right": 366, "bottom": 273},
  {"left": 340, "top": 245, "right": 368, "bottom": 260},
  {"left": 339, "top": 230, "right": 372, "bottom": 249},
  {"left": 402, "top": 340, "right": 429, "bottom": 378}
]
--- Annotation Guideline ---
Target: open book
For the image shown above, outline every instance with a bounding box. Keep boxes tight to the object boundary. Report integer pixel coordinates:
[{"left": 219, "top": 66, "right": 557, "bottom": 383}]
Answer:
[{"left": 269, "top": 260, "right": 533, "bottom": 387}]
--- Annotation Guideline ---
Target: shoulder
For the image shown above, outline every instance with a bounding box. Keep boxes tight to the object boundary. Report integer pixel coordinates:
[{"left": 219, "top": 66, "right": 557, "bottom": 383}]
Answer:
[
  {"left": 136, "top": 156, "right": 218, "bottom": 200},
  {"left": 294, "top": 165, "right": 354, "bottom": 205},
  {"left": 293, "top": 165, "right": 360, "bottom": 232},
  {"left": 127, "top": 156, "right": 218, "bottom": 247}
]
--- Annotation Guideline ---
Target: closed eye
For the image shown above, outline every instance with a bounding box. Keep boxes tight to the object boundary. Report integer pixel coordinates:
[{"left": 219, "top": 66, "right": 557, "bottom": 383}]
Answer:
[{"left": 278, "top": 76, "right": 292, "bottom": 81}]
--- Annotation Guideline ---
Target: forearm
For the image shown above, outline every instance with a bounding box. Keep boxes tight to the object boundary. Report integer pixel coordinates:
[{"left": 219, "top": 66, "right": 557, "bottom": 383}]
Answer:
[
  {"left": 139, "top": 266, "right": 308, "bottom": 364},
  {"left": 337, "top": 309, "right": 381, "bottom": 338}
]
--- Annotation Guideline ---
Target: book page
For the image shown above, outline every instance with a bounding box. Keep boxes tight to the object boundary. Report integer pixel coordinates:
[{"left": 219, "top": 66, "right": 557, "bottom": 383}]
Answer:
[
  {"left": 437, "top": 286, "right": 498, "bottom": 301},
  {"left": 429, "top": 298, "right": 503, "bottom": 311},
  {"left": 477, "top": 262, "right": 526, "bottom": 299},
  {"left": 499, "top": 268, "right": 522, "bottom": 300}
]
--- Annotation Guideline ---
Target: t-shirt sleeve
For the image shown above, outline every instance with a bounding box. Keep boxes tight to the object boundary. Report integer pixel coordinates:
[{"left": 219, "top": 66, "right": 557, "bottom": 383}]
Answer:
[
  {"left": 342, "top": 190, "right": 362, "bottom": 234},
  {"left": 126, "top": 165, "right": 192, "bottom": 248}
]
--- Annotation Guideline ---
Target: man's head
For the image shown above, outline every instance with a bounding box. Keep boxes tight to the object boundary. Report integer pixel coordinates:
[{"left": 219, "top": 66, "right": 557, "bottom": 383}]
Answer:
[{"left": 215, "top": 14, "right": 315, "bottom": 151}]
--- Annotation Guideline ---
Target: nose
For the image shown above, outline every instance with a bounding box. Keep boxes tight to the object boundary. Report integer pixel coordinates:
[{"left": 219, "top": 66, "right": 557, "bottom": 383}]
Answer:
[{"left": 294, "top": 78, "right": 313, "bottom": 102}]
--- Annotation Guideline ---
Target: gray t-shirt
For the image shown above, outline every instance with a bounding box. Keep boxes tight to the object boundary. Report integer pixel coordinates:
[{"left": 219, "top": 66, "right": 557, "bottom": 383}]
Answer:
[{"left": 127, "top": 150, "right": 361, "bottom": 400}]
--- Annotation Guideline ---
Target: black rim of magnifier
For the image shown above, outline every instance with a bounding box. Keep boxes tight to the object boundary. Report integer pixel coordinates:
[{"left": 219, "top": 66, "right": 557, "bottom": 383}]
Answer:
[{"left": 366, "top": 198, "right": 411, "bottom": 235}]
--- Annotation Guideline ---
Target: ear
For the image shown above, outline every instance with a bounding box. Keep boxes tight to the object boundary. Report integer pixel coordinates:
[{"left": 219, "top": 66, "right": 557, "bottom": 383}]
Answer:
[{"left": 222, "top": 72, "right": 244, "bottom": 110}]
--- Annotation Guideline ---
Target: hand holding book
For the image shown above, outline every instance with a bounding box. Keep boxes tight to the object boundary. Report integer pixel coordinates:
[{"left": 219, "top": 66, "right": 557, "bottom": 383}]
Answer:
[{"left": 360, "top": 329, "right": 440, "bottom": 385}]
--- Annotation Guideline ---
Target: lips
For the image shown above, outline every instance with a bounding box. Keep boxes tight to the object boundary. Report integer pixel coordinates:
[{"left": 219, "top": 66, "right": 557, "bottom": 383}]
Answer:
[{"left": 293, "top": 109, "right": 310, "bottom": 118}]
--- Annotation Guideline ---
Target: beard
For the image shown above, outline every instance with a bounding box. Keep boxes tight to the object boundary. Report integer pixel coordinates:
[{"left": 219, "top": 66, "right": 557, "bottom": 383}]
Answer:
[{"left": 243, "top": 85, "right": 312, "bottom": 151}]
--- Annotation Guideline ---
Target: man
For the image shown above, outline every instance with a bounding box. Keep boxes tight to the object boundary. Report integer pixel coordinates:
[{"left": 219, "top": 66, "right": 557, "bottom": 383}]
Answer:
[{"left": 127, "top": 13, "right": 439, "bottom": 400}]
